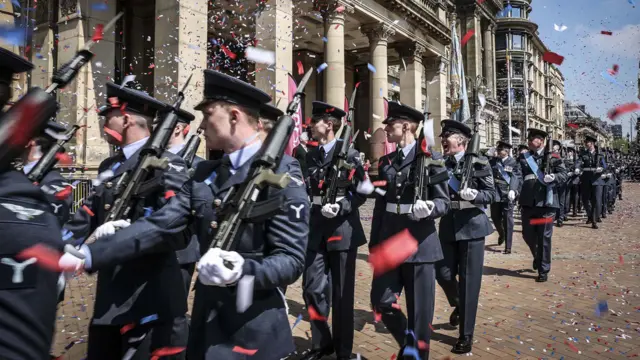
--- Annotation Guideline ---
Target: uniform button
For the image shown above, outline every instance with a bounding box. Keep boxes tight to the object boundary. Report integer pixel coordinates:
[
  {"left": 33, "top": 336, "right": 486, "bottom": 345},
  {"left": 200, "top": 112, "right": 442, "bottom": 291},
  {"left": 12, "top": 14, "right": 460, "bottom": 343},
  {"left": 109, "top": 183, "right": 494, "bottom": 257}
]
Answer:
[
  {"left": 104, "top": 204, "right": 111, "bottom": 210},
  {"left": 396, "top": 195, "right": 401, "bottom": 199},
  {"left": 396, "top": 183, "right": 401, "bottom": 187},
  {"left": 105, "top": 182, "right": 113, "bottom": 189},
  {"left": 214, "top": 199, "right": 222, "bottom": 207},
  {"left": 210, "top": 221, "right": 218, "bottom": 229},
  {"left": 191, "top": 210, "right": 196, "bottom": 216}
]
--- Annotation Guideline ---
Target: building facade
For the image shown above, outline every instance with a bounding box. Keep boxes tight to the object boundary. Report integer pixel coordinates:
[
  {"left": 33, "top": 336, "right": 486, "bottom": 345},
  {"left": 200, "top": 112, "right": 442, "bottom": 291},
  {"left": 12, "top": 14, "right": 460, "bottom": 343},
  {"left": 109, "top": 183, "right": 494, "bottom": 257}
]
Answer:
[
  {"left": 494, "top": 0, "right": 564, "bottom": 145},
  {"left": 564, "top": 101, "right": 612, "bottom": 148}
]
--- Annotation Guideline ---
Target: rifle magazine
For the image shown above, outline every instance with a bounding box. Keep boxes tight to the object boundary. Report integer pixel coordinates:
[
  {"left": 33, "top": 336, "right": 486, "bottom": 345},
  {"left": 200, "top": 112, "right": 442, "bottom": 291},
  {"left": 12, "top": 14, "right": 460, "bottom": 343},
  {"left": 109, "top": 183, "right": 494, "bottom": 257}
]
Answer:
[{"left": 242, "top": 194, "right": 285, "bottom": 223}]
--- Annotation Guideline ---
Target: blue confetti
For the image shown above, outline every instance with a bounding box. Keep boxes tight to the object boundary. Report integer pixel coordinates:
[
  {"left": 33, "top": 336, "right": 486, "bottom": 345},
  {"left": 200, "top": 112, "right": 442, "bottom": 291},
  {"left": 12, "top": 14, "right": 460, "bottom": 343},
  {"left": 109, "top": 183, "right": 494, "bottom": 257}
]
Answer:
[
  {"left": 111, "top": 162, "right": 122, "bottom": 171},
  {"left": 291, "top": 314, "right": 303, "bottom": 329},
  {"left": 322, "top": 37, "right": 328, "bottom": 42},
  {"left": 595, "top": 300, "right": 609, "bottom": 316},
  {"left": 629, "top": 0, "right": 635, "bottom": 6},
  {"left": 62, "top": 229, "right": 74, "bottom": 241},
  {"left": 317, "top": 63, "right": 328, "bottom": 73},
  {"left": 0, "top": 25, "right": 28, "bottom": 46},
  {"left": 35, "top": 53, "right": 44, "bottom": 59},
  {"left": 12, "top": 0, "right": 20, "bottom": 7},
  {"left": 379, "top": 88, "right": 383, "bottom": 97},
  {"left": 144, "top": 207, "right": 153, "bottom": 217},
  {"left": 92, "top": 3, "right": 108, "bottom": 10},
  {"left": 601, "top": 71, "right": 624, "bottom": 88},
  {"left": 367, "top": 63, "right": 376, "bottom": 73},
  {"left": 140, "top": 314, "right": 158, "bottom": 324},
  {"left": 402, "top": 346, "right": 420, "bottom": 359}
]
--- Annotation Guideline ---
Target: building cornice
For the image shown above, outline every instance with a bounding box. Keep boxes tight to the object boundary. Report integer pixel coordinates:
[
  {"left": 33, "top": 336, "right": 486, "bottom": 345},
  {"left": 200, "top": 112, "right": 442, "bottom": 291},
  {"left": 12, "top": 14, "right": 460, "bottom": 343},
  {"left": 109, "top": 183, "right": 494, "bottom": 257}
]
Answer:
[{"left": 382, "top": 0, "right": 451, "bottom": 45}]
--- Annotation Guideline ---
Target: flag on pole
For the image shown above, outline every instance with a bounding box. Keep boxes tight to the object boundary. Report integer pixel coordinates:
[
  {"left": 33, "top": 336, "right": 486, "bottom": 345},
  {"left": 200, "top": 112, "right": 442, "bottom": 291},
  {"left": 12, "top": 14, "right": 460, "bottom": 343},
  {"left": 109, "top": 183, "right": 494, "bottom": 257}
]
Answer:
[
  {"left": 284, "top": 74, "right": 303, "bottom": 156},
  {"left": 344, "top": 95, "right": 349, "bottom": 124},
  {"left": 383, "top": 97, "right": 396, "bottom": 154},
  {"left": 449, "top": 20, "right": 470, "bottom": 123}
]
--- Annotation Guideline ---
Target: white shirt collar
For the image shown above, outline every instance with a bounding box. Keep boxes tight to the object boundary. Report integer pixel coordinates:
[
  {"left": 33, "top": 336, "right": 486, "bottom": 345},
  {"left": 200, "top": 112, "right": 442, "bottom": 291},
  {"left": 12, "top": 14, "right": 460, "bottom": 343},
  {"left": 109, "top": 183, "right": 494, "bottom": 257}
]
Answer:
[
  {"left": 454, "top": 150, "right": 465, "bottom": 162},
  {"left": 400, "top": 140, "right": 416, "bottom": 157},
  {"left": 227, "top": 140, "right": 262, "bottom": 174},
  {"left": 22, "top": 160, "right": 39, "bottom": 174},
  {"left": 168, "top": 143, "right": 185, "bottom": 155},
  {"left": 501, "top": 155, "right": 509, "bottom": 162},
  {"left": 122, "top": 137, "right": 149, "bottom": 160},
  {"left": 320, "top": 139, "right": 337, "bottom": 156}
]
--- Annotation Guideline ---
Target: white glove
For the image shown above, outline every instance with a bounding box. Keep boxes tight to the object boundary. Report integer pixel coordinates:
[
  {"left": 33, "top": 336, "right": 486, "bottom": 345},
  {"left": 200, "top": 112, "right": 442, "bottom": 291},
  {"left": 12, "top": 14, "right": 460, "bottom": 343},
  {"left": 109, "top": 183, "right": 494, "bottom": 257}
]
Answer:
[
  {"left": 543, "top": 174, "right": 555, "bottom": 183},
  {"left": 410, "top": 200, "right": 434, "bottom": 220},
  {"left": 58, "top": 251, "right": 87, "bottom": 274},
  {"left": 197, "top": 248, "right": 244, "bottom": 286},
  {"left": 615, "top": 169, "right": 620, "bottom": 174},
  {"left": 596, "top": 167, "right": 604, "bottom": 173},
  {"left": 574, "top": 169, "right": 580, "bottom": 175},
  {"left": 320, "top": 203, "right": 340, "bottom": 218},
  {"left": 459, "top": 188, "right": 478, "bottom": 201},
  {"left": 94, "top": 219, "right": 131, "bottom": 239},
  {"left": 508, "top": 190, "right": 516, "bottom": 201},
  {"left": 356, "top": 178, "right": 375, "bottom": 195}
]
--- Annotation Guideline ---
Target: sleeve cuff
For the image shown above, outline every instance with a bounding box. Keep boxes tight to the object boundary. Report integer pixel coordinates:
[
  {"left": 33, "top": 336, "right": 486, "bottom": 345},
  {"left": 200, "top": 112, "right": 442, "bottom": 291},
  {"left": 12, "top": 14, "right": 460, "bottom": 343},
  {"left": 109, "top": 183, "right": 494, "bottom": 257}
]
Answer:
[{"left": 80, "top": 244, "right": 93, "bottom": 270}]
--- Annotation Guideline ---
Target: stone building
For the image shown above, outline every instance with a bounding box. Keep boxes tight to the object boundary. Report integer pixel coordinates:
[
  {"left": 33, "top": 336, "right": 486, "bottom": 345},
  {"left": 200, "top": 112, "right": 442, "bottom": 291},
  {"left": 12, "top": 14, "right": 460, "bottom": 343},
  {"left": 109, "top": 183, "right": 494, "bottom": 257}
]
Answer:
[
  {"left": 3, "top": 0, "right": 509, "bottom": 174},
  {"left": 494, "top": 0, "right": 564, "bottom": 145},
  {"left": 564, "top": 101, "right": 612, "bottom": 148}
]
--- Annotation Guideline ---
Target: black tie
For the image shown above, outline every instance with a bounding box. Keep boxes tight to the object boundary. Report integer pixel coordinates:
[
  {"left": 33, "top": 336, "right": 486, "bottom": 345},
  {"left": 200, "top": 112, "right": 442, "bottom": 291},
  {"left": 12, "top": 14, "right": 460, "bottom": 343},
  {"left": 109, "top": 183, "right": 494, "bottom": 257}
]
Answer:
[
  {"left": 397, "top": 149, "right": 405, "bottom": 164},
  {"left": 320, "top": 147, "right": 326, "bottom": 159},
  {"left": 215, "top": 156, "right": 232, "bottom": 186}
]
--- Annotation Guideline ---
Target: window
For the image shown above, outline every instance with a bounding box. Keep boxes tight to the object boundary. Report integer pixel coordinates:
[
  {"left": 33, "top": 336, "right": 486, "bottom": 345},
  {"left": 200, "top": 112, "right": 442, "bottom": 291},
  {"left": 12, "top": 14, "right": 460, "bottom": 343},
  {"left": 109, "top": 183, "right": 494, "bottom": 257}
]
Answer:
[
  {"left": 512, "top": 61, "right": 524, "bottom": 77},
  {"left": 511, "top": 34, "right": 524, "bottom": 49},
  {"left": 496, "top": 33, "right": 507, "bottom": 50},
  {"left": 511, "top": 6, "right": 521, "bottom": 18},
  {"left": 496, "top": 61, "right": 508, "bottom": 78}
]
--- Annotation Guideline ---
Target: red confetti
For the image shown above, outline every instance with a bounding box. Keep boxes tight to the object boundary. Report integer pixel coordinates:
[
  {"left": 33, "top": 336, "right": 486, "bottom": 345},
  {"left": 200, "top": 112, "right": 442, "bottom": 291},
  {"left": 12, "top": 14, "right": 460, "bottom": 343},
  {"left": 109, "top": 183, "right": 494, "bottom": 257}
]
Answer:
[
  {"left": 16, "top": 244, "right": 63, "bottom": 272},
  {"left": 151, "top": 347, "right": 186, "bottom": 360},
  {"left": 372, "top": 180, "right": 387, "bottom": 187},
  {"left": 148, "top": 63, "right": 155, "bottom": 69},
  {"left": 335, "top": 5, "right": 345, "bottom": 12},
  {"left": 542, "top": 51, "right": 564, "bottom": 65},
  {"left": 183, "top": 124, "right": 191, "bottom": 136},
  {"left": 318, "top": 180, "right": 324, "bottom": 189},
  {"left": 418, "top": 340, "right": 429, "bottom": 350},
  {"left": 348, "top": 168, "right": 356, "bottom": 181},
  {"left": 530, "top": 217, "right": 554, "bottom": 225},
  {"left": 82, "top": 205, "right": 95, "bottom": 217},
  {"left": 477, "top": 0, "right": 486, "bottom": 3},
  {"left": 54, "top": 186, "right": 73, "bottom": 200},
  {"left": 221, "top": 45, "right": 237, "bottom": 60},
  {"left": 307, "top": 141, "right": 319, "bottom": 147},
  {"left": 120, "top": 323, "right": 135, "bottom": 335},
  {"left": 55, "top": 153, "right": 73, "bottom": 166},
  {"left": 369, "top": 229, "right": 418, "bottom": 277},
  {"left": 91, "top": 24, "right": 104, "bottom": 42},
  {"left": 619, "top": 255, "right": 624, "bottom": 264},
  {"left": 564, "top": 340, "right": 580, "bottom": 353},
  {"left": 391, "top": 303, "right": 401, "bottom": 310},
  {"left": 567, "top": 123, "right": 579, "bottom": 129},
  {"left": 601, "top": 30, "right": 613, "bottom": 35},
  {"left": 608, "top": 64, "right": 619, "bottom": 76},
  {"left": 296, "top": 60, "right": 304, "bottom": 75},
  {"left": 308, "top": 306, "right": 327, "bottom": 321},
  {"left": 328, "top": 236, "right": 342, "bottom": 242},
  {"left": 231, "top": 347, "right": 257, "bottom": 356},
  {"left": 103, "top": 127, "right": 123, "bottom": 143},
  {"left": 461, "top": 29, "right": 475, "bottom": 47},
  {"left": 391, "top": 354, "right": 397, "bottom": 360},
  {"left": 608, "top": 102, "right": 640, "bottom": 120},
  {"left": 373, "top": 310, "right": 381, "bottom": 322},
  {"left": 164, "top": 190, "right": 176, "bottom": 199},
  {"left": 108, "top": 97, "right": 120, "bottom": 108}
]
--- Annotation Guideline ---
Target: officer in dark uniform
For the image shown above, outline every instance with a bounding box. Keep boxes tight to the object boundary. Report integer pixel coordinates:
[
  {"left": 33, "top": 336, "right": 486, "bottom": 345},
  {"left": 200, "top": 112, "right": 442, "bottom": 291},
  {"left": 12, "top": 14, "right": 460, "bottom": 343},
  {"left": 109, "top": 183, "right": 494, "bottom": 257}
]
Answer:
[
  {"left": 370, "top": 102, "right": 449, "bottom": 359},
  {"left": 300, "top": 101, "right": 367, "bottom": 360},
  {"left": 577, "top": 135, "right": 606, "bottom": 229},
  {"left": 614, "top": 149, "right": 623, "bottom": 200},
  {"left": 71, "top": 70, "right": 310, "bottom": 360},
  {"left": 564, "top": 146, "right": 580, "bottom": 217},
  {"left": 294, "top": 130, "right": 310, "bottom": 181},
  {"left": 258, "top": 102, "right": 283, "bottom": 141},
  {"left": 604, "top": 148, "right": 617, "bottom": 214},
  {"left": 0, "top": 50, "right": 67, "bottom": 360},
  {"left": 489, "top": 141, "right": 521, "bottom": 254},
  {"left": 20, "top": 121, "right": 73, "bottom": 226},
  {"left": 60, "top": 81, "right": 191, "bottom": 359},
  {"left": 551, "top": 140, "right": 569, "bottom": 227},
  {"left": 436, "top": 120, "right": 496, "bottom": 354},
  {"left": 518, "top": 128, "right": 567, "bottom": 282}
]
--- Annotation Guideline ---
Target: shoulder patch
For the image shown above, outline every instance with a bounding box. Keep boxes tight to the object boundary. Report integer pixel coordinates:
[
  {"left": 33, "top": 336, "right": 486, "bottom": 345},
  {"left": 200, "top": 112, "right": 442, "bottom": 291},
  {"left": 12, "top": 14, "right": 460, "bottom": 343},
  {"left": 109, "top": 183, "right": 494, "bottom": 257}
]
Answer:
[
  {"left": 0, "top": 255, "right": 38, "bottom": 289},
  {"left": 287, "top": 202, "right": 307, "bottom": 222},
  {"left": 1, "top": 203, "right": 45, "bottom": 221},
  {"left": 167, "top": 163, "right": 185, "bottom": 172}
]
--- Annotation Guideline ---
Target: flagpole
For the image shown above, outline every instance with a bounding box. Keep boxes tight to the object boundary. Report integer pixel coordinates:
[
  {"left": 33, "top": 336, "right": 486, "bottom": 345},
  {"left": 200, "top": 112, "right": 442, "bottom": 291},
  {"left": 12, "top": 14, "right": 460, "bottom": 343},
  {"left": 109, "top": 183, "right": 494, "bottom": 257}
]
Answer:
[
  {"left": 507, "top": 38, "right": 513, "bottom": 145},
  {"left": 524, "top": 57, "right": 529, "bottom": 137}
]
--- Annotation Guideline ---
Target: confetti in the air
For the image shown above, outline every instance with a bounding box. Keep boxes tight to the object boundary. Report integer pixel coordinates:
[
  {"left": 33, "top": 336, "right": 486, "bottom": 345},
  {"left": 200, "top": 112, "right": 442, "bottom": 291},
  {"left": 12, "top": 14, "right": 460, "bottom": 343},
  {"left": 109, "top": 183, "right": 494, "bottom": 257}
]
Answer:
[
  {"left": 542, "top": 51, "right": 564, "bottom": 65},
  {"left": 369, "top": 229, "right": 418, "bottom": 276},
  {"left": 245, "top": 46, "right": 275, "bottom": 65},
  {"left": 461, "top": 29, "right": 475, "bottom": 46},
  {"left": 553, "top": 24, "right": 568, "bottom": 32}
]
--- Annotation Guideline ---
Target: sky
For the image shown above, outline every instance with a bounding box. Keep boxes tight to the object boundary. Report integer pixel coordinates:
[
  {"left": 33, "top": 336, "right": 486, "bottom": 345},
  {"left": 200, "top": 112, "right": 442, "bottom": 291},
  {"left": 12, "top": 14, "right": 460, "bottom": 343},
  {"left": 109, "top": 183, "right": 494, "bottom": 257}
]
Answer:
[{"left": 529, "top": 0, "right": 640, "bottom": 139}]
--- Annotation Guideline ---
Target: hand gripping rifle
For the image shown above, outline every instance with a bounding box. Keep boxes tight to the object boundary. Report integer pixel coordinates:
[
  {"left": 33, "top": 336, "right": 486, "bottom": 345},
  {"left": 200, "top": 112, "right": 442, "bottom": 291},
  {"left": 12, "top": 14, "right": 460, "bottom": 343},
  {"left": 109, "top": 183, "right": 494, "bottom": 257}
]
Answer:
[
  {"left": 27, "top": 124, "right": 82, "bottom": 183},
  {"left": 76, "top": 75, "right": 193, "bottom": 250},
  {"left": 181, "top": 128, "right": 204, "bottom": 177},
  {"left": 458, "top": 107, "right": 488, "bottom": 191},
  {"left": 541, "top": 129, "right": 554, "bottom": 206},
  {"left": 321, "top": 87, "right": 361, "bottom": 206},
  {"left": 210, "top": 68, "right": 314, "bottom": 256},
  {"left": 413, "top": 112, "right": 446, "bottom": 204}
]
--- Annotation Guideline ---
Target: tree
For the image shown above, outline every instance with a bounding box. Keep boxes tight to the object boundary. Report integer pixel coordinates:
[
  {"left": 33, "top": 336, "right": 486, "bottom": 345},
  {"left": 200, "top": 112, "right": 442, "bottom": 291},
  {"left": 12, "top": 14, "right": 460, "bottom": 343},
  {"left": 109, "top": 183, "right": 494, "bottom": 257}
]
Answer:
[{"left": 612, "top": 138, "right": 630, "bottom": 153}]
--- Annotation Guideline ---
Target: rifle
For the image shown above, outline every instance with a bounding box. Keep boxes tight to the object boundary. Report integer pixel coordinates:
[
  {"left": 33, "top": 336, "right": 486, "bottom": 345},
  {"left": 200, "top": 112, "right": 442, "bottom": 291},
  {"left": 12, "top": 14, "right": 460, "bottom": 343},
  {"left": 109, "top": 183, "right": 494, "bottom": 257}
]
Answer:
[
  {"left": 541, "top": 129, "right": 554, "bottom": 206},
  {"left": 77, "top": 74, "right": 193, "bottom": 249},
  {"left": 27, "top": 124, "right": 81, "bottom": 184},
  {"left": 413, "top": 113, "right": 446, "bottom": 204},
  {"left": 181, "top": 128, "right": 203, "bottom": 177},
  {"left": 210, "top": 67, "right": 314, "bottom": 255},
  {"left": 459, "top": 105, "right": 488, "bottom": 191},
  {"left": 322, "top": 87, "right": 360, "bottom": 206}
]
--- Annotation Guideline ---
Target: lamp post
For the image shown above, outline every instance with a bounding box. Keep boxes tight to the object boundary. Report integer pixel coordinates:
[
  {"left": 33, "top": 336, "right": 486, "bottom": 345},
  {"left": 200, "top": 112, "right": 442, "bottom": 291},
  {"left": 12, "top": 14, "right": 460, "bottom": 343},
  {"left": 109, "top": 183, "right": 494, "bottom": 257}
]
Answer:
[{"left": 465, "top": 75, "right": 489, "bottom": 142}]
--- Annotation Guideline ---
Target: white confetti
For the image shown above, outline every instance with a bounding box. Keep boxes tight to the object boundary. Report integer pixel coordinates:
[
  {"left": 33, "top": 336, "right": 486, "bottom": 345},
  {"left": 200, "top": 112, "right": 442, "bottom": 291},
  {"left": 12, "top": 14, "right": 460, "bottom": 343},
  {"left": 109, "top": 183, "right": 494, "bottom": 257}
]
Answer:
[
  {"left": 236, "top": 275, "right": 255, "bottom": 313},
  {"left": 245, "top": 46, "right": 275, "bottom": 66}
]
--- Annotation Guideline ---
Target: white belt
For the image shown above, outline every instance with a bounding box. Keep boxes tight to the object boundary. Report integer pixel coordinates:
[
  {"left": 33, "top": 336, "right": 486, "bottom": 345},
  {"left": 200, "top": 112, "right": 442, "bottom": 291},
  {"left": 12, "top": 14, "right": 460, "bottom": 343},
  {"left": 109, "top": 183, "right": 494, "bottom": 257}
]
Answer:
[
  {"left": 385, "top": 203, "right": 413, "bottom": 214},
  {"left": 450, "top": 201, "right": 480, "bottom": 210},
  {"left": 524, "top": 174, "right": 538, "bottom": 181},
  {"left": 312, "top": 196, "right": 344, "bottom": 205},
  {"left": 581, "top": 168, "right": 597, "bottom": 172}
]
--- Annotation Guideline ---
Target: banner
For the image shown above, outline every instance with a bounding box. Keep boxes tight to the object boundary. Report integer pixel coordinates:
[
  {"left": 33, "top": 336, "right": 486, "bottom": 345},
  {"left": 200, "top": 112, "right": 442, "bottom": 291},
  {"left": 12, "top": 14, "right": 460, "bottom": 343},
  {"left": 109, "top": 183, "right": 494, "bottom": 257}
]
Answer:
[{"left": 284, "top": 74, "right": 303, "bottom": 156}]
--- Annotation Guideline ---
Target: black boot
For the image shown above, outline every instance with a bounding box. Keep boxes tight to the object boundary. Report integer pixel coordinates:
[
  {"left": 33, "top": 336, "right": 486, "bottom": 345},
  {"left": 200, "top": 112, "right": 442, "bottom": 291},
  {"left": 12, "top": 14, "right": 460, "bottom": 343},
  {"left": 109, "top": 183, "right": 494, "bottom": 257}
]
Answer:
[
  {"left": 300, "top": 347, "right": 334, "bottom": 360},
  {"left": 536, "top": 273, "right": 548, "bottom": 282},
  {"left": 452, "top": 336, "right": 473, "bottom": 354},
  {"left": 449, "top": 307, "right": 460, "bottom": 327}
]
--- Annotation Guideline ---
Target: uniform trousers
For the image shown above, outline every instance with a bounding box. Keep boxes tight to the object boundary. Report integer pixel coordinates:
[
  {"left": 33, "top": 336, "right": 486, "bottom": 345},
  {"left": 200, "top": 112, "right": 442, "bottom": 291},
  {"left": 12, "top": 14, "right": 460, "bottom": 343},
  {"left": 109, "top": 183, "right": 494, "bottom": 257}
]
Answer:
[
  {"left": 435, "top": 239, "right": 485, "bottom": 339},
  {"left": 87, "top": 320, "right": 187, "bottom": 360},
  {"left": 302, "top": 248, "right": 357, "bottom": 358},
  {"left": 370, "top": 262, "right": 436, "bottom": 359},
  {"left": 556, "top": 183, "right": 567, "bottom": 221},
  {"left": 581, "top": 184, "right": 603, "bottom": 222},
  {"left": 520, "top": 207, "right": 554, "bottom": 274},
  {"left": 490, "top": 202, "right": 514, "bottom": 250}
]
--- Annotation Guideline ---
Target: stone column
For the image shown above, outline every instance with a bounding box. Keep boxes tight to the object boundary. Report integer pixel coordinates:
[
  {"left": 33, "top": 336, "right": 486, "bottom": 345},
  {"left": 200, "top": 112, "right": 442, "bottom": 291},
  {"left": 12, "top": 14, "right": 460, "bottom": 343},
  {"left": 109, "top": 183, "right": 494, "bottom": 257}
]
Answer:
[
  {"left": 491, "top": 25, "right": 497, "bottom": 96},
  {"left": 322, "top": 3, "right": 352, "bottom": 108},
  {"left": 255, "top": 0, "right": 293, "bottom": 113},
  {"left": 425, "top": 55, "right": 447, "bottom": 149},
  {"left": 362, "top": 23, "right": 395, "bottom": 167},
  {"left": 55, "top": 0, "right": 116, "bottom": 173},
  {"left": 154, "top": 0, "right": 208, "bottom": 157},
  {"left": 397, "top": 42, "right": 426, "bottom": 109},
  {"left": 483, "top": 24, "right": 495, "bottom": 98},
  {"left": 463, "top": 8, "right": 482, "bottom": 78}
]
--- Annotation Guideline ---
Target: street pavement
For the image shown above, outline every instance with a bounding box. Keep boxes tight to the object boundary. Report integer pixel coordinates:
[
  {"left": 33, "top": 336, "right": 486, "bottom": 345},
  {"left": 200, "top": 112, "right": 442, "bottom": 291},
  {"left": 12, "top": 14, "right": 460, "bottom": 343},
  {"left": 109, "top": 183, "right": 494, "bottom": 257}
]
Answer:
[{"left": 53, "top": 183, "right": 640, "bottom": 359}]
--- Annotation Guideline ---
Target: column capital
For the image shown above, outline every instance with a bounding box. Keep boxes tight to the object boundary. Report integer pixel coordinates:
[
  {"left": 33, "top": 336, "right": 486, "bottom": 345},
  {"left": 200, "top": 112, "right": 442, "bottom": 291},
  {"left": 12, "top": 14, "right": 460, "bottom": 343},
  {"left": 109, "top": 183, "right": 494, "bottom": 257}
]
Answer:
[
  {"left": 424, "top": 55, "right": 447, "bottom": 74},
  {"left": 395, "top": 42, "right": 427, "bottom": 64},
  {"left": 488, "top": 23, "right": 497, "bottom": 33},
  {"left": 316, "top": 0, "right": 354, "bottom": 15},
  {"left": 361, "top": 23, "right": 396, "bottom": 42}
]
